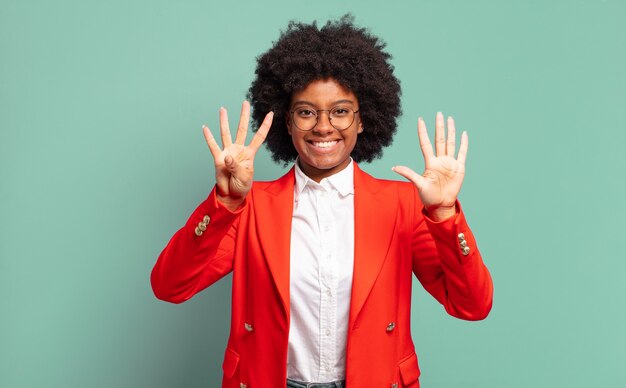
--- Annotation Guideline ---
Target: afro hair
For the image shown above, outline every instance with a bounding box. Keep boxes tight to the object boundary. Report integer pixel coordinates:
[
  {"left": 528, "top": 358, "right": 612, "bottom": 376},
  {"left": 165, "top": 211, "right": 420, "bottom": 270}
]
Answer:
[{"left": 247, "top": 14, "right": 402, "bottom": 165}]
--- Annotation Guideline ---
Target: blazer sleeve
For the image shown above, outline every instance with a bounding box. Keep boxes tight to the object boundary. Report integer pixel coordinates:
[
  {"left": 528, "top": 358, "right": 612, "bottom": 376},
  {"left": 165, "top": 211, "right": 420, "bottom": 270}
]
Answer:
[
  {"left": 150, "top": 186, "right": 247, "bottom": 304},
  {"left": 411, "top": 185, "right": 493, "bottom": 321}
]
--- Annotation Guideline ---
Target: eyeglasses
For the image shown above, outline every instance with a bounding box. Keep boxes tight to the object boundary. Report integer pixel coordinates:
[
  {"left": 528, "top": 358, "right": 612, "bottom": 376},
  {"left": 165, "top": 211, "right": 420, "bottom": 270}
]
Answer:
[{"left": 289, "top": 106, "right": 359, "bottom": 131}]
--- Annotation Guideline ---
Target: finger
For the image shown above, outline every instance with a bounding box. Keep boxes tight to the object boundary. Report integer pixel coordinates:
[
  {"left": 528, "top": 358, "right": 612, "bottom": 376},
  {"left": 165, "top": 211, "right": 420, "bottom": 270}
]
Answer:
[
  {"left": 457, "top": 131, "right": 469, "bottom": 165},
  {"left": 202, "top": 125, "right": 222, "bottom": 161},
  {"left": 446, "top": 116, "right": 456, "bottom": 156},
  {"left": 235, "top": 101, "right": 250, "bottom": 145},
  {"left": 392, "top": 166, "right": 426, "bottom": 190},
  {"left": 219, "top": 107, "right": 233, "bottom": 148},
  {"left": 435, "top": 111, "right": 445, "bottom": 157},
  {"left": 417, "top": 117, "right": 435, "bottom": 163},
  {"left": 249, "top": 111, "right": 274, "bottom": 152}
]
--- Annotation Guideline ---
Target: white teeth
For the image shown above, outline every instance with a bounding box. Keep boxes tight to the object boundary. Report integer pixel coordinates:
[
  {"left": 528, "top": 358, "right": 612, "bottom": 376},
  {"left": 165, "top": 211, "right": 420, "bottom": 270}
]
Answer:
[{"left": 311, "top": 141, "right": 338, "bottom": 148}]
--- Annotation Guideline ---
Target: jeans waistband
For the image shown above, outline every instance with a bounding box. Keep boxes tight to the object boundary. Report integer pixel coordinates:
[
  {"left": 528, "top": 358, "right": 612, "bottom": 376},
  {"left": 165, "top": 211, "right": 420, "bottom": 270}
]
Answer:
[{"left": 286, "top": 378, "right": 346, "bottom": 388}]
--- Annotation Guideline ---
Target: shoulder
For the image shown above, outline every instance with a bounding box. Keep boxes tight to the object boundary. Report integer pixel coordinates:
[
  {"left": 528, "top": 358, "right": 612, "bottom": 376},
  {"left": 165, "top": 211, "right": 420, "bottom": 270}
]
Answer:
[
  {"left": 354, "top": 164, "right": 415, "bottom": 196},
  {"left": 250, "top": 167, "right": 296, "bottom": 197},
  {"left": 354, "top": 164, "right": 425, "bottom": 215}
]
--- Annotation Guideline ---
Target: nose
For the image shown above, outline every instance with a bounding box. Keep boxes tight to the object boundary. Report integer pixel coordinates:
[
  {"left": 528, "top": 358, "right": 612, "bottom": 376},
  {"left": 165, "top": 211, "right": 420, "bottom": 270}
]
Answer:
[{"left": 313, "top": 111, "right": 334, "bottom": 133}]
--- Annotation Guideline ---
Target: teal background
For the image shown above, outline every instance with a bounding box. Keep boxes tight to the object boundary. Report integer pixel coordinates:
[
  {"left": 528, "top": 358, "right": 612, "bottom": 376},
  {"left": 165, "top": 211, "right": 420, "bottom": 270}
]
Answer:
[{"left": 2, "top": 0, "right": 625, "bottom": 387}]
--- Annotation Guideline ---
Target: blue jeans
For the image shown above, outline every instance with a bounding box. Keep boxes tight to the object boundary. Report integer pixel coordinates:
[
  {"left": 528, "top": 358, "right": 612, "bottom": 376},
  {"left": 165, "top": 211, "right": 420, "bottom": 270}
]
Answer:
[{"left": 286, "top": 378, "right": 346, "bottom": 388}]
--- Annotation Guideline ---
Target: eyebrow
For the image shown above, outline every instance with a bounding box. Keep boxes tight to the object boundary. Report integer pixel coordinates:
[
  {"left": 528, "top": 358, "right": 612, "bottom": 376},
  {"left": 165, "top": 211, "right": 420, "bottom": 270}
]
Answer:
[{"left": 291, "top": 99, "right": 356, "bottom": 108}]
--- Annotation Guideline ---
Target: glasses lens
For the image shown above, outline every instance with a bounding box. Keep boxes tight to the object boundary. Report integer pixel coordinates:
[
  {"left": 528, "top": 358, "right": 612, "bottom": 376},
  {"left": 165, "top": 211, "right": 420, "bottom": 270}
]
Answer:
[
  {"left": 330, "top": 107, "right": 355, "bottom": 130},
  {"left": 293, "top": 108, "right": 317, "bottom": 131}
]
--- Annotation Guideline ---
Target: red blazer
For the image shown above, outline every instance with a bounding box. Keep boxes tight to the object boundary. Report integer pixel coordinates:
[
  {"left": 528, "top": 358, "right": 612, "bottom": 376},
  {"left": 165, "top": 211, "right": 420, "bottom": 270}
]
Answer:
[{"left": 151, "top": 163, "right": 493, "bottom": 388}]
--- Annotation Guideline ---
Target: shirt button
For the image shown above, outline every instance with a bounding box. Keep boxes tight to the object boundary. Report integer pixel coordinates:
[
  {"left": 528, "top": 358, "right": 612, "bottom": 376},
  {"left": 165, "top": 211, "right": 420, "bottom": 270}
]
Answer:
[{"left": 326, "top": 329, "right": 331, "bottom": 336}]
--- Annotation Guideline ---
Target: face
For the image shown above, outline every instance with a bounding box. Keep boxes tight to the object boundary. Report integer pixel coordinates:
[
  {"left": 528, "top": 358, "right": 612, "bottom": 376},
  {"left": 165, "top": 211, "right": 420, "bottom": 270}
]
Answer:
[{"left": 287, "top": 78, "right": 363, "bottom": 182}]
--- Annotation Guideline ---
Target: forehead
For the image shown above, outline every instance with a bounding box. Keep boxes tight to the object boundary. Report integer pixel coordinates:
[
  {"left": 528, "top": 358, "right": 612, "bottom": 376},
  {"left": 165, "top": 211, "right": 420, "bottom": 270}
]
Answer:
[{"left": 290, "top": 78, "right": 358, "bottom": 106}]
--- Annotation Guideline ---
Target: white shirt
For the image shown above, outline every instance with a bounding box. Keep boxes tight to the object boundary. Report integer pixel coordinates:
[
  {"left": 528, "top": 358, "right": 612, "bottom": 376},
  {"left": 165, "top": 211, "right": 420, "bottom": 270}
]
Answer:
[{"left": 287, "top": 160, "right": 355, "bottom": 383}]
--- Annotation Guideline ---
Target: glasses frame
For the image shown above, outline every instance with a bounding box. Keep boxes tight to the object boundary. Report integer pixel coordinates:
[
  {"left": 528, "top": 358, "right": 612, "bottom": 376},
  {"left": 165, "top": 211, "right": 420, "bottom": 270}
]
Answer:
[{"left": 289, "top": 106, "right": 360, "bottom": 132}]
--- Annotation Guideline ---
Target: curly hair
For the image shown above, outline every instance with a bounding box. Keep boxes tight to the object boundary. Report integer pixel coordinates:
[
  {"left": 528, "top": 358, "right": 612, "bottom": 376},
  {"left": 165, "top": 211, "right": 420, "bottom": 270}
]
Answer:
[{"left": 247, "top": 15, "right": 402, "bottom": 165}]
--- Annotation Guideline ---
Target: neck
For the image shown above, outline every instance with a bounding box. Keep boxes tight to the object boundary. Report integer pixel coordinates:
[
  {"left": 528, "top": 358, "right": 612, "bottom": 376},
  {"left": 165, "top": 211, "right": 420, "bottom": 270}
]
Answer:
[{"left": 297, "top": 158, "right": 352, "bottom": 183}]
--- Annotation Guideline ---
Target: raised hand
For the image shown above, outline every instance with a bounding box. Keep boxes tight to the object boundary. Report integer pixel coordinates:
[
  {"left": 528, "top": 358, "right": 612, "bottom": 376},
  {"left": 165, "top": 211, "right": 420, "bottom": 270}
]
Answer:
[
  {"left": 203, "top": 101, "right": 273, "bottom": 211},
  {"left": 392, "top": 112, "right": 468, "bottom": 221}
]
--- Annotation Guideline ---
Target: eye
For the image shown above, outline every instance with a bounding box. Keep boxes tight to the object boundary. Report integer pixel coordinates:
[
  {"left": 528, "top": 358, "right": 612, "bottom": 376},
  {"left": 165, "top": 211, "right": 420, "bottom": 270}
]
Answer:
[
  {"left": 331, "top": 107, "right": 350, "bottom": 116},
  {"left": 295, "top": 108, "right": 316, "bottom": 118}
]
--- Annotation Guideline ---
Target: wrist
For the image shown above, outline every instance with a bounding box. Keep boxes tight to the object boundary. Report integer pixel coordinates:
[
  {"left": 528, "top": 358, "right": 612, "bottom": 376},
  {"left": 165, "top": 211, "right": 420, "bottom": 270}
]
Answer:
[
  {"left": 216, "top": 193, "right": 245, "bottom": 212},
  {"left": 425, "top": 204, "right": 457, "bottom": 222}
]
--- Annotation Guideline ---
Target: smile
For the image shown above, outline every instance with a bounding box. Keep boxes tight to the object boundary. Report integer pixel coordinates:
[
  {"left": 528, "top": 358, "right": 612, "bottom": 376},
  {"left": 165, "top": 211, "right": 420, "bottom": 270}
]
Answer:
[{"left": 309, "top": 140, "right": 339, "bottom": 148}]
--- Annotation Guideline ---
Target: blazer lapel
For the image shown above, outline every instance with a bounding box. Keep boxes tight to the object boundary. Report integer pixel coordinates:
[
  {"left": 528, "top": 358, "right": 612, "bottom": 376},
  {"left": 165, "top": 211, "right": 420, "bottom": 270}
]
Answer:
[
  {"left": 252, "top": 168, "right": 295, "bottom": 320},
  {"left": 350, "top": 164, "right": 398, "bottom": 327}
]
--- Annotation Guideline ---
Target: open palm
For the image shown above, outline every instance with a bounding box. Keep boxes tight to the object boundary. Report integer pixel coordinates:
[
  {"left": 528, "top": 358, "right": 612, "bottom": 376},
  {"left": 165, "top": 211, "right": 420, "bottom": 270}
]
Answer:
[
  {"left": 203, "top": 101, "right": 273, "bottom": 208},
  {"left": 393, "top": 112, "right": 468, "bottom": 216}
]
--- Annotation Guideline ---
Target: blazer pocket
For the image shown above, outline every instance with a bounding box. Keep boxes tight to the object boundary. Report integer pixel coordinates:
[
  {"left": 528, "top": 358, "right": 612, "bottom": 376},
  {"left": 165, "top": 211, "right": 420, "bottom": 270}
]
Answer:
[
  {"left": 398, "top": 352, "right": 421, "bottom": 387},
  {"left": 222, "top": 347, "right": 240, "bottom": 379}
]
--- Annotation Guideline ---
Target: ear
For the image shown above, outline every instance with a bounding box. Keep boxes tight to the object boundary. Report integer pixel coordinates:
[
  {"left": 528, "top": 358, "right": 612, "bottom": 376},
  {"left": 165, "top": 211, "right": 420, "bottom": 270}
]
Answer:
[
  {"left": 285, "top": 112, "right": 292, "bottom": 135},
  {"left": 357, "top": 120, "right": 364, "bottom": 134}
]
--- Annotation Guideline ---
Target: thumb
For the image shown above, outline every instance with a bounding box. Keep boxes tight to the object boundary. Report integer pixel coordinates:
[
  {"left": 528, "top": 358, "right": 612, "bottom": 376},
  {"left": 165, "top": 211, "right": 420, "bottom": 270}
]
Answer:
[
  {"left": 224, "top": 155, "right": 240, "bottom": 173},
  {"left": 392, "top": 166, "right": 425, "bottom": 190}
]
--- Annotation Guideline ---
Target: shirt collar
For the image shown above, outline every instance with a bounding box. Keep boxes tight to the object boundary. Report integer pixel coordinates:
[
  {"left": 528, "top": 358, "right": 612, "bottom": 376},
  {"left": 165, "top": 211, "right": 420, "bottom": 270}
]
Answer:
[{"left": 294, "top": 158, "right": 355, "bottom": 200}]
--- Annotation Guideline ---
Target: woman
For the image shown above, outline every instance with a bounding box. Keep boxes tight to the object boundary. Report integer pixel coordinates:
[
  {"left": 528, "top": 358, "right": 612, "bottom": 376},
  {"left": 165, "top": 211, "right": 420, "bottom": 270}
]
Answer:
[{"left": 151, "top": 16, "right": 493, "bottom": 388}]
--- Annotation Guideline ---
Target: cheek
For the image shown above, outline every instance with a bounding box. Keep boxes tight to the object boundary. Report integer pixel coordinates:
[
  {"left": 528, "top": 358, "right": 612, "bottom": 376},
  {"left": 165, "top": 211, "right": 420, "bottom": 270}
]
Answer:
[
  {"left": 352, "top": 132, "right": 363, "bottom": 153},
  {"left": 291, "top": 132, "right": 307, "bottom": 151},
  {"left": 351, "top": 131, "right": 361, "bottom": 146}
]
